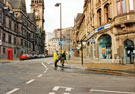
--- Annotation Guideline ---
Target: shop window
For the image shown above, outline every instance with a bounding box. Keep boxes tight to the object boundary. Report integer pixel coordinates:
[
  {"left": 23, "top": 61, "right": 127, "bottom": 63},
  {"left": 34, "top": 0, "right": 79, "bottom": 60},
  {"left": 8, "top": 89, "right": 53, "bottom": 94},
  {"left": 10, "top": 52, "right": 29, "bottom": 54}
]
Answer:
[{"left": 99, "top": 34, "right": 112, "bottom": 59}]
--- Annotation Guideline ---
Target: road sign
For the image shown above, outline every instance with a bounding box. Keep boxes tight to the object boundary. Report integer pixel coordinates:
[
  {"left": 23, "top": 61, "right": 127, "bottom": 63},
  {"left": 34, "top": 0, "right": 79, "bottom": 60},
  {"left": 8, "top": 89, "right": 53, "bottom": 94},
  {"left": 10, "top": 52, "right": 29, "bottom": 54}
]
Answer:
[
  {"left": 0, "top": 40, "right": 2, "bottom": 45},
  {"left": 58, "top": 42, "right": 64, "bottom": 46}
]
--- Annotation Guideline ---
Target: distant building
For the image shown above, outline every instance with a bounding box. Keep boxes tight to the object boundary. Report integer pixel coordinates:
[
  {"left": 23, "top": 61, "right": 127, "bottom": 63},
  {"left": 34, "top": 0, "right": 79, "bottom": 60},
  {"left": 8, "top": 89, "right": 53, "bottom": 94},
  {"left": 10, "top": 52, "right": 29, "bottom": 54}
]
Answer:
[
  {"left": 53, "top": 27, "right": 73, "bottom": 40},
  {"left": 46, "top": 32, "right": 55, "bottom": 51},
  {"left": 48, "top": 38, "right": 72, "bottom": 55}
]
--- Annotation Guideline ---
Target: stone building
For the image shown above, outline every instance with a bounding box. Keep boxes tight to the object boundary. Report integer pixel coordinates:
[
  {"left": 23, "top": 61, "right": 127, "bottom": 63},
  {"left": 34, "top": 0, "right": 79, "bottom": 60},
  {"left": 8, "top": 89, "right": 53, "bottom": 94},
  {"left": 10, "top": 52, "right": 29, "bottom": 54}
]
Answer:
[
  {"left": 47, "top": 27, "right": 73, "bottom": 55},
  {"left": 53, "top": 27, "right": 73, "bottom": 40},
  {"left": 0, "top": 0, "right": 45, "bottom": 60},
  {"left": 0, "top": 0, "right": 18, "bottom": 59},
  {"left": 48, "top": 38, "right": 72, "bottom": 56},
  {"left": 73, "top": 0, "right": 135, "bottom": 64}
]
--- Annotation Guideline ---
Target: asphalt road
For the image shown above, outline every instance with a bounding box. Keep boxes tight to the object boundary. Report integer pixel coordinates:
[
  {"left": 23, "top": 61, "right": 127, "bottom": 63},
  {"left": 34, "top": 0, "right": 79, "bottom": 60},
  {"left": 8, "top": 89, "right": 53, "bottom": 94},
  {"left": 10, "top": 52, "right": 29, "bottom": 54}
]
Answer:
[{"left": 0, "top": 58, "right": 135, "bottom": 94}]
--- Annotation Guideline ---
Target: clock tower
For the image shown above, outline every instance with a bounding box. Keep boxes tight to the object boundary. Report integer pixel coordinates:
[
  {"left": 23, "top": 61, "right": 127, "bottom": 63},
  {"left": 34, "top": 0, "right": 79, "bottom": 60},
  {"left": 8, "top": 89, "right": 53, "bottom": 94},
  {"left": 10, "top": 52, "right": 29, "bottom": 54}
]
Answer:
[{"left": 31, "top": 0, "right": 44, "bottom": 30}]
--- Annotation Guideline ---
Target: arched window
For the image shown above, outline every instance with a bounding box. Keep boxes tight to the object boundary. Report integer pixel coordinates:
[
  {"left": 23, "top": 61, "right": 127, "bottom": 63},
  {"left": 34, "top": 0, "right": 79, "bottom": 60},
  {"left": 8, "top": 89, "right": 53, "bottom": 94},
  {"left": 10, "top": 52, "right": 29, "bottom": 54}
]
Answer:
[
  {"left": 97, "top": 9, "right": 101, "bottom": 26},
  {"left": 104, "top": 4, "right": 109, "bottom": 23}
]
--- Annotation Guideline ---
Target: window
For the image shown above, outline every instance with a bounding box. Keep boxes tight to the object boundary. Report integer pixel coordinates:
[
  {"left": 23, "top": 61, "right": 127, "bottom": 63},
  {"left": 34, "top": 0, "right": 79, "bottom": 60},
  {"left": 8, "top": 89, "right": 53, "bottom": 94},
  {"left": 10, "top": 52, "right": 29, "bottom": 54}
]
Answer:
[
  {"left": 0, "top": 9, "right": 2, "bottom": 23},
  {"left": 104, "top": 4, "right": 109, "bottom": 23},
  {"left": 129, "top": 0, "right": 134, "bottom": 11},
  {"left": 117, "top": 1, "right": 122, "bottom": 15},
  {"left": 14, "top": 48, "right": 16, "bottom": 54},
  {"left": 14, "top": 23, "right": 17, "bottom": 32},
  {"left": 14, "top": 37, "right": 16, "bottom": 45},
  {"left": 97, "top": 9, "right": 102, "bottom": 26},
  {"left": 122, "top": 0, "right": 127, "bottom": 13},
  {"left": 9, "top": 20, "right": 12, "bottom": 29},
  {"left": 8, "top": 35, "right": 12, "bottom": 44},
  {"left": 2, "top": 33, "right": 6, "bottom": 42},
  {"left": 3, "top": 48, "right": 6, "bottom": 54},
  {"left": 3, "top": 15, "right": 6, "bottom": 25},
  {"left": 21, "top": 39, "right": 23, "bottom": 46},
  {"left": 21, "top": 26, "right": 23, "bottom": 35},
  {"left": 116, "top": 0, "right": 135, "bottom": 15}
]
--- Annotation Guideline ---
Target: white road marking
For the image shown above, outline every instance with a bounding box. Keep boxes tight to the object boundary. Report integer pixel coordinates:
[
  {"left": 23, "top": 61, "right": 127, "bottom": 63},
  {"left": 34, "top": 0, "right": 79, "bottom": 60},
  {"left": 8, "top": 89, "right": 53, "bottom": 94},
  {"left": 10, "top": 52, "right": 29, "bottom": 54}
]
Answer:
[
  {"left": 6, "top": 88, "right": 19, "bottom": 94},
  {"left": 38, "top": 74, "right": 43, "bottom": 77},
  {"left": 90, "top": 89, "right": 135, "bottom": 94},
  {"left": 25, "top": 79, "right": 35, "bottom": 84},
  {"left": 65, "top": 88, "right": 72, "bottom": 91},
  {"left": 44, "top": 71, "right": 47, "bottom": 73},
  {"left": 63, "top": 93, "right": 70, "bottom": 94},
  {"left": 41, "top": 62, "right": 48, "bottom": 70},
  {"left": 53, "top": 86, "right": 60, "bottom": 91},
  {"left": 49, "top": 92, "right": 55, "bottom": 94}
]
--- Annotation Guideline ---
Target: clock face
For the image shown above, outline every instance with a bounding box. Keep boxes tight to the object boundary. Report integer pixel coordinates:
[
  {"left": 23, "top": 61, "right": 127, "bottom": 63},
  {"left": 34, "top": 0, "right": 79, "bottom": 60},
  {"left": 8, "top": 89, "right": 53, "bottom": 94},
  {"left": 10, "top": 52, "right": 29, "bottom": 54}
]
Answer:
[{"left": 35, "top": 11, "right": 38, "bottom": 16}]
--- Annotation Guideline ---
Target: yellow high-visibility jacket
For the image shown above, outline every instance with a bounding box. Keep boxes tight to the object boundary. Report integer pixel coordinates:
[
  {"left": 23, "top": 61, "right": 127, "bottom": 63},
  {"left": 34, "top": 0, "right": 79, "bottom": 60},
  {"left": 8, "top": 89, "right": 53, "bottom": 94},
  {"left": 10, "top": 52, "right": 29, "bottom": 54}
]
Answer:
[{"left": 53, "top": 52, "right": 59, "bottom": 62}]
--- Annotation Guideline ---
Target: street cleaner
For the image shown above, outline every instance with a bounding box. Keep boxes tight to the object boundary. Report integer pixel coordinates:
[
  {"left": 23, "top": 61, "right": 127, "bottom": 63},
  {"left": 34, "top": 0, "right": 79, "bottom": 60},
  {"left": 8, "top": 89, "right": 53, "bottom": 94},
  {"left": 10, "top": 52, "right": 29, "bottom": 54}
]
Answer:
[{"left": 53, "top": 50, "right": 59, "bottom": 67}]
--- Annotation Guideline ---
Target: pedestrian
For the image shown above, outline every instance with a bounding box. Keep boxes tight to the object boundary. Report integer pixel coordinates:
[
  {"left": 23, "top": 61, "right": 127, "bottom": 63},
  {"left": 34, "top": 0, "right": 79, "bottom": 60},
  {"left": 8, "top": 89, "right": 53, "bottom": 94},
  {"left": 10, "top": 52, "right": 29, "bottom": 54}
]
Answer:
[
  {"left": 61, "top": 51, "right": 66, "bottom": 67},
  {"left": 53, "top": 50, "right": 59, "bottom": 67}
]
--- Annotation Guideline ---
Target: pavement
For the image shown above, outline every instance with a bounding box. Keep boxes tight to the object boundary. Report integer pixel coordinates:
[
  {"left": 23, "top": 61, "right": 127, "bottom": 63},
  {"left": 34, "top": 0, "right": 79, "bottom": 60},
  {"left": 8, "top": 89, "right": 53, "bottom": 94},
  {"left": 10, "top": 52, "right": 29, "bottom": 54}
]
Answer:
[
  {"left": 66, "top": 56, "right": 135, "bottom": 76},
  {"left": 0, "top": 59, "right": 19, "bottom": 64}
]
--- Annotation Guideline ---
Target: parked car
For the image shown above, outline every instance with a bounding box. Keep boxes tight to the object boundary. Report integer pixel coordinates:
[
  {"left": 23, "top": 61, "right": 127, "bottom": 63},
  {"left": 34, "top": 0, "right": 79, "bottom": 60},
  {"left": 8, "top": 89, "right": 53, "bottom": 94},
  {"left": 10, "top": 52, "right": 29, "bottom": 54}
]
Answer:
[{"left": 19, "top": 54, "right": 30, "bottom": 60}]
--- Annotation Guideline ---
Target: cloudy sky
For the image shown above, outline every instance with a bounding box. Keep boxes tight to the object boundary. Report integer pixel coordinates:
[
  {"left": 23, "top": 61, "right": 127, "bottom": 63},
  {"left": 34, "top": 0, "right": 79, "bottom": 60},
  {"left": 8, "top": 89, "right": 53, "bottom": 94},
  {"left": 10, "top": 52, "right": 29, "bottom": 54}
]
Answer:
[{"left": 26, "top": 0, "right": 84, "bottom": 32}]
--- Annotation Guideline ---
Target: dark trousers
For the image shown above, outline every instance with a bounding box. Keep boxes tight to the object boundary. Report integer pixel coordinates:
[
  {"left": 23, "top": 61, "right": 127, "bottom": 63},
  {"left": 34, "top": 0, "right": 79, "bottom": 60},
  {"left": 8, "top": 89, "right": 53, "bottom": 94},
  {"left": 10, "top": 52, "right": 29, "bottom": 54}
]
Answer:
[{"left": 54, "top": 59, "right": 59, "bottom": 67}]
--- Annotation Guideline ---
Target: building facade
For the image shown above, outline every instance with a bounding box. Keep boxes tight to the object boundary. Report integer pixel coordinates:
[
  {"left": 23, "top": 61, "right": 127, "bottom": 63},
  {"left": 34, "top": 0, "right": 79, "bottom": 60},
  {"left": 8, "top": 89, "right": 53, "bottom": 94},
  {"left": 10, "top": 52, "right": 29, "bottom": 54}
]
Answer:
[
  {"left": 73, "top": 0, "right": 135, "bottom": 64},
  {"left": 0, "top": 0, "right": 45, "bottom": 60},
  {"left": 48, "top": 38, "right": 72, "bottom": 56},
  {"left": 53, "top": 27, "right": 73, "bottom": 40}
]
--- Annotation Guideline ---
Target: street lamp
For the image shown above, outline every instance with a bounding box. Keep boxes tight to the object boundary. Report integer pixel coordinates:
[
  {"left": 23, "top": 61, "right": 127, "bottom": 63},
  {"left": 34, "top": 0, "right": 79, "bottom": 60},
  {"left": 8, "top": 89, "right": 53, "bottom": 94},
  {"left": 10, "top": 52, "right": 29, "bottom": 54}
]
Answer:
[
  {"left": 55, "top": 3, "right": 62, "bottom": 53},
  {"left": 67, "top": 34, "right": 70, "bottom": 52}
]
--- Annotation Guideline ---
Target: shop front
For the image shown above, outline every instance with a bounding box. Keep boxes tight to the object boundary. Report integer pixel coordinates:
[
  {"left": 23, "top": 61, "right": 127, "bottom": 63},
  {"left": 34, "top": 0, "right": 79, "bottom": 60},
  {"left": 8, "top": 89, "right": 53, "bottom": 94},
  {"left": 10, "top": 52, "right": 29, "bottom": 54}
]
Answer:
[
  {"left": 123, "top": 39, "right": 134, "bottom": 64},
  {"left": 98, "top": 34, "right": 112, "bottom": 59}
]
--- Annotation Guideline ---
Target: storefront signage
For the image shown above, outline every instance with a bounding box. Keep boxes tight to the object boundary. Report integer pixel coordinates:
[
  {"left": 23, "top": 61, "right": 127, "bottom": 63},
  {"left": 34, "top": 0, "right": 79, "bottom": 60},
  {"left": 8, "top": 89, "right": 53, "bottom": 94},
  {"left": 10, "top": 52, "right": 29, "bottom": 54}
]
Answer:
[
  {"left": 89, "top": 39, "right": 95, "bottom": 43},
  {"left": 95, "top": 24, "right": 111, "bottom": 32},
  {"left": 0, "top": 40, "right": 2, "bottom": 45},
  {"left": 85, "top": 24, "right": 111, "bottom": 41}
]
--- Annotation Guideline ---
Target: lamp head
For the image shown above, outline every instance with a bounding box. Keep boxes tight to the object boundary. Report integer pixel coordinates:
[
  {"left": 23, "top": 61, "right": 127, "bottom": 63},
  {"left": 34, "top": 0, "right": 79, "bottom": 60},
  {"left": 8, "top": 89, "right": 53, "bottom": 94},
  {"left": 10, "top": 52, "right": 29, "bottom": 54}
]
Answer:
[{"left": 55, "top": 3, "right": 61, "bottom": 7}]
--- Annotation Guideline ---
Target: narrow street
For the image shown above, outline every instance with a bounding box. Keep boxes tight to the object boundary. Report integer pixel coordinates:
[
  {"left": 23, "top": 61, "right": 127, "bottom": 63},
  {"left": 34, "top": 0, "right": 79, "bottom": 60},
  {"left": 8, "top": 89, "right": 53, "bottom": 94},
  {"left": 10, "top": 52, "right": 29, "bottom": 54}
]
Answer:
[{"left": 0, "top": 58, "right": 134, "bottom": 94}]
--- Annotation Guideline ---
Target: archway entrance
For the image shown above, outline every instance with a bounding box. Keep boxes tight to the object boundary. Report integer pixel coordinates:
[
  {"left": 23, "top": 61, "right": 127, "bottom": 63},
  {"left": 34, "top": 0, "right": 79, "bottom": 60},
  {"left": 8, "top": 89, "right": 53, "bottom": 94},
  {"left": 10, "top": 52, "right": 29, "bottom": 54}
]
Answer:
[
  {"left": 99, "top": 34, "right": 112, "bottom": 59},
  {"left": 124, "top": 39, "right": 134, "bottom": 64}
]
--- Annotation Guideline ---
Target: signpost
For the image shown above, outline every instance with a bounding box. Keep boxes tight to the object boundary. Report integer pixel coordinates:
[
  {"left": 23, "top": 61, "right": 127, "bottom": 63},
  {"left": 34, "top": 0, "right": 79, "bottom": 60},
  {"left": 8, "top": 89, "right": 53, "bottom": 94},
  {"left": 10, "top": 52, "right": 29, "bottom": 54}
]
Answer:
[{"left": 58, "top": 41, "right": 64, "bottom": 46}]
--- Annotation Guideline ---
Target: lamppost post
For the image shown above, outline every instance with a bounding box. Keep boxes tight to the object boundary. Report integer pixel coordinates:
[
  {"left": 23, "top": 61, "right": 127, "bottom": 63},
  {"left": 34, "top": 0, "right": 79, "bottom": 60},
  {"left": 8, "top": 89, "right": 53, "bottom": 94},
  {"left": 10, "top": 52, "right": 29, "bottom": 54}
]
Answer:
[{"left": 55, "top": 3, "right": 62, "bottom": 53}]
